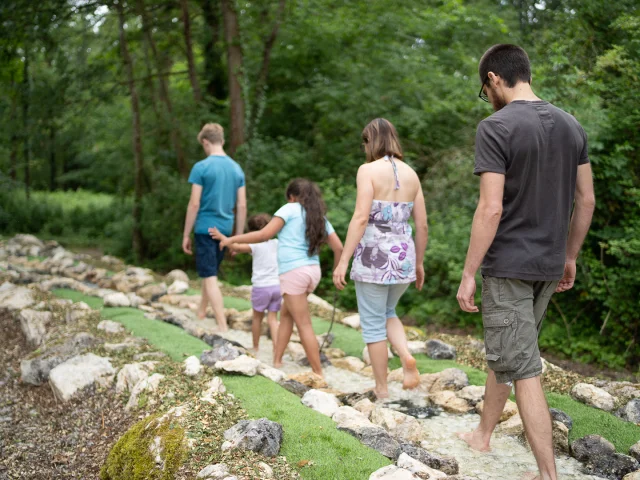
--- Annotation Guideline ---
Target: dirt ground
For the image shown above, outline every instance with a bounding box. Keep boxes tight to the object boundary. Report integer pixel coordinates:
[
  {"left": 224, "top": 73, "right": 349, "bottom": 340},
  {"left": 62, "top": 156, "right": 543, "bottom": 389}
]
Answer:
[{"left": 0, "top": 311, "right": 134, "bottom": 480}]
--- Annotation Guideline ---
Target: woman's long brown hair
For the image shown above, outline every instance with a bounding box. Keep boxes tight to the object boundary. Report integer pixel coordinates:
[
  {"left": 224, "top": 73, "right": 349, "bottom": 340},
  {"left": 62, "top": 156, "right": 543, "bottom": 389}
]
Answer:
[
  {"left": 286, "top": 179, "right": 327, "bottom": 256},
  {"left": 362, "top": 118, "right": 403, "bottom": 163}
]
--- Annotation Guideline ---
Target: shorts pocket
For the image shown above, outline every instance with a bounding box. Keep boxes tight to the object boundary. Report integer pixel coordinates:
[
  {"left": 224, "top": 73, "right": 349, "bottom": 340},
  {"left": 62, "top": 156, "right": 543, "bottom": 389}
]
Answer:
[{"left": 483, "top": 309, "right": 518, "bottom": 373}]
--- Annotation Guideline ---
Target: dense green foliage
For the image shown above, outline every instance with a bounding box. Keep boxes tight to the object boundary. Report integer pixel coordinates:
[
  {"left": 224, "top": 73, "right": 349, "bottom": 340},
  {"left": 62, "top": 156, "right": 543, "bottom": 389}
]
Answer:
[{"left": 2, "top": 0, "right": 639, "bottom": 370}]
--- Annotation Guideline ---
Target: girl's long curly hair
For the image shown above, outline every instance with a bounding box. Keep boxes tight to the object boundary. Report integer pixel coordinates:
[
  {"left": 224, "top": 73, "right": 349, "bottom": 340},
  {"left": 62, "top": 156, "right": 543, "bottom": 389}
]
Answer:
[{"left": 286, "top": 178, "right": 327, "bottom": 256}]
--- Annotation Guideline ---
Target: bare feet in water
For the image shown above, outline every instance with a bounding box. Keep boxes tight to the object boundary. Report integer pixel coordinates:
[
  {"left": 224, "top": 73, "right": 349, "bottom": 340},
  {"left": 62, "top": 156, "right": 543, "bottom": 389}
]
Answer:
[
  {"left": 457, "top": 431, "right": 491, "bottom": 452},
  {"left": 402, "top": 355, "right": 420, "bottom": 390}
]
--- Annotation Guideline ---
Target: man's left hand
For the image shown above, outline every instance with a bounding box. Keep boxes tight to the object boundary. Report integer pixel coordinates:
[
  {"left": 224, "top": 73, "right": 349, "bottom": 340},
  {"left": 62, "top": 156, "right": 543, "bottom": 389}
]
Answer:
[{"left": 456, "top": 273, "right": 479, "bottom": 313}]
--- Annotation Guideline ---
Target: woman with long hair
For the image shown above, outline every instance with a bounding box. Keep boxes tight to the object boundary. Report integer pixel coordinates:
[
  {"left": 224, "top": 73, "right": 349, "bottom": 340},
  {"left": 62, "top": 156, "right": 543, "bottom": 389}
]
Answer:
[
  {"left": 333, "top": 118, "right": 428, "bottom": 398},
  {"left": 212, "top": 178, "right": 343, "bottom": 376}
]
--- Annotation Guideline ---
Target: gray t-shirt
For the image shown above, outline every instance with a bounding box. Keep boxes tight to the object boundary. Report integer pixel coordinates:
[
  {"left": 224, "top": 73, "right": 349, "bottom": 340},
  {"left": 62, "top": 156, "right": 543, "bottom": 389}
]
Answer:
[{"left": 474, "top": 100, "right": 589, "bottom": 281}]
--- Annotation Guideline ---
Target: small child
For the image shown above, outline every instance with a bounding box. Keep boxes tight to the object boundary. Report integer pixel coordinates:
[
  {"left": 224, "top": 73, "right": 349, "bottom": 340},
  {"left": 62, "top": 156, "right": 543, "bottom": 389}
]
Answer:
[{"left": 214, "top": 213, "right": 281, "bottom": 352}]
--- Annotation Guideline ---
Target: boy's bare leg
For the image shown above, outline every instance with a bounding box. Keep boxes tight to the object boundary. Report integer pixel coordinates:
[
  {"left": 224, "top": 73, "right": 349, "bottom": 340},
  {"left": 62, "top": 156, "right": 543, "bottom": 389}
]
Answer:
[
  {"left": 286, "top": 293, "right": 322, "bottom": 376},
  {"left": 516, "top": 376, "right": 557, "bottom": 480},
  {"left": 197, "top": 280, "right": 209, "bottom": 319},
  {"left": 386, "top": 316, "right": 419, "bottom": 389},
  {"left": 251, "top": 309, "right": 264, "bottom": 352},
  {"left": 458, "top": 369, "right": 510, "bottom": 452},
  {"left": 203, "top": 276, "right": 227, "bottom": 332},
  {"left": 367, "top": 341, "right": 390, "bottom": 398},
  {"left": 266, "top": 311, "right": 279, "bottom": 353},
  {"left": 273, "top": 299, "right": 293, "bottom": 368}
]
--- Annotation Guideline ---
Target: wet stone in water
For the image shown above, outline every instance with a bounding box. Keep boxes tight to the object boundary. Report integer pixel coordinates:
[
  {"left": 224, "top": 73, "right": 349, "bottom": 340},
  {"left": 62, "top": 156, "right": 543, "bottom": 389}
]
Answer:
[
  {"left": 337, "top": 390, "right": 377, "bottom": 406},
  {"left": 388, "top": 399, "right": 440, "bottom": 420},
  {"left": 297, "top": 352, "right": 331, "bottom": 367}
]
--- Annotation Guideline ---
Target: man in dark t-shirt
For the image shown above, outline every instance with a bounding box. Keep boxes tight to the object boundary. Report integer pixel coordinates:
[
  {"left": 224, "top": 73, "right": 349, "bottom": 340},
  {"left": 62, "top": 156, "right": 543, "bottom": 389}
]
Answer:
[{"left": 456, "top": 45, "right": 595, "bottom": 480}]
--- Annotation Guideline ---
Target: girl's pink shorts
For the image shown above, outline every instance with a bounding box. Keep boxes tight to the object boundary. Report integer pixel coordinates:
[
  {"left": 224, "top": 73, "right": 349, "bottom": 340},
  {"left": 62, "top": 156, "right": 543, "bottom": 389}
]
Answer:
[{"left": 279, "top": 265, "right": 321, "bottom": 296}]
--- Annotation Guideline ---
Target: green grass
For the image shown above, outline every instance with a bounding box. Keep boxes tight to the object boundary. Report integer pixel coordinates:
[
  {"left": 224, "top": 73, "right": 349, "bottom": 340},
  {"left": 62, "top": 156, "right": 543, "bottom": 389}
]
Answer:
[
  {"left": 312, "top": 317, "right": 366, "bottom": 358},
  {"left": 546, "top": 392, "right": 640, "bottom": 452},
  {"left": 52, "top": 289, "right": 391, "bottom": 479}
]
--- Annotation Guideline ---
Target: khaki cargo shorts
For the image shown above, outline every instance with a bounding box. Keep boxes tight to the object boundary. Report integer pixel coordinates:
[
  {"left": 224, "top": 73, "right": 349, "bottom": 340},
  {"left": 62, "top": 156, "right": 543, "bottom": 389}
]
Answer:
[{"left": 481, "top": 276, "right": 559, "bottom": 385}]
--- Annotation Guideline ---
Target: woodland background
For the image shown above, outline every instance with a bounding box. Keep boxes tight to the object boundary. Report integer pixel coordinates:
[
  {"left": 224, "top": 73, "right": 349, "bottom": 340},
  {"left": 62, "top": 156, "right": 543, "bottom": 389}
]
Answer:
[{"left": 0, "top": 0, "right": 638, "bottom": 371}]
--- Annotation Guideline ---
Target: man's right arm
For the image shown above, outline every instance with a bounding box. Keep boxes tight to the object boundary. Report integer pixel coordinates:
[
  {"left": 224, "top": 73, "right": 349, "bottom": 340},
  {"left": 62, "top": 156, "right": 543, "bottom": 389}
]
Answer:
[
  {"left": 557, "top": 163, "right": 595, "bottom": 292},
  {"left": 234, "top": 186, "right": 247, "bottom": 237}
]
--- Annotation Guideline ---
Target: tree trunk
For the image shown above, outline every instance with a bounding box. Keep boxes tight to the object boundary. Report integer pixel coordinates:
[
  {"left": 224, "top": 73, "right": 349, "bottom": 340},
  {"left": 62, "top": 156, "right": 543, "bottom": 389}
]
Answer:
[
  {"left": 221, "top": 0, "right": 245, "bottom": 155},
  {"left": 199, "top": 0, "right": 226, "bottom": 100},
  {"left": 137, "top": 0, "right": 187, "bottom": 177},
  {"left": 9, "top": 71, "right": 18, "bottom": 181},
  {"left": 180, "top": 0, "right": 202, "bottom": 104},
  {"left": 22, "top": 49, "right": 30, "bottom": 201},
  {"left": 249, "top": 0, "right": 286, "bottom": 138},
  {"left": 117, "top": 1, "right": 144, "bottom": 262},
  {"left": 49, "top": 126, "right": 56, "bottom": 191}
]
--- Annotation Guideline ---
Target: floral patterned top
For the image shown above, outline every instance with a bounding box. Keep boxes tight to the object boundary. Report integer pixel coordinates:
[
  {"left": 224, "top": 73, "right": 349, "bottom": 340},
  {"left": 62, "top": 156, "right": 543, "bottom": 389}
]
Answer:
[{"left": 350, "top": 156, "right": 416, "bottom": 285}]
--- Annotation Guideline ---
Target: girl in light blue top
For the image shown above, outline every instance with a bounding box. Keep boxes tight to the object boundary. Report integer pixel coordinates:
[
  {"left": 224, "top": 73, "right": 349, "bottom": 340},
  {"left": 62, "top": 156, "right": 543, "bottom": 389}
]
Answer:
[{"left": 212, "top": 179, "right": 343, "bottom": 376}]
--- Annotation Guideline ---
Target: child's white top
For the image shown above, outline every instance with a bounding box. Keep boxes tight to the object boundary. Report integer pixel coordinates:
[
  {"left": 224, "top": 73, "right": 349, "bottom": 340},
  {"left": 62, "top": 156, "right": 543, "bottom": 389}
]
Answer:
[{"left": 249, "top": 239, "right": 280, "bottom": 287}]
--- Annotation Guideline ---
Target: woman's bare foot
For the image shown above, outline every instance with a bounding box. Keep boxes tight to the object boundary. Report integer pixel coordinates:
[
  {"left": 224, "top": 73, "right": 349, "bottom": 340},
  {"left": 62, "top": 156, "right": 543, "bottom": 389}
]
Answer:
[
  {"left": 249, "top": 347, "right": 260, "bottom": 355},
  {"left": 196, "top": 309, "right": 207, "bottom": 320},
  {"left": 273, "top": 356, "right": 283, "bottom": 368},
  {"left": 402, "top": 355, "right": 420, "bottom": 390},
  {"left": 456, "top": 431, "right": 491, "bottom": 452}
]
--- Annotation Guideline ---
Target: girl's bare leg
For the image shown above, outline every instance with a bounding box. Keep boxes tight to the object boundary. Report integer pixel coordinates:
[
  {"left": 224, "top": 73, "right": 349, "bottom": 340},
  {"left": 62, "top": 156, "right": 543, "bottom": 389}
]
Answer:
[
  {"left": 367, "top": 340, "right": 390, "bottom": 398},
  {"left": 251, "top": 309, "right": 264, "bottom": 352},
  {"left": 273, "top": 299, "right": 293, "bottom": 368},
  {"left": 267, "top": 311, "right": 279, "bottom": 353},
  {"left": 286, "top": 293, "right": 323, "bottom": 376}
]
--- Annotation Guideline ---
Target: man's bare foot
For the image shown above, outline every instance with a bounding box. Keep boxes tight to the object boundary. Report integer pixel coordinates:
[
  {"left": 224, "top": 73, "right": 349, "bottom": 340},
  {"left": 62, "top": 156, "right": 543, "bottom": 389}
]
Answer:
[
  {"left": 402, "top": 356, "right": 420, "bottom": 390},
  {"left": 457, "top": 431, "right": 491, "bottom": 452},
  {"left": 520, "top": 472, "right": 538, "bottom": 480}
]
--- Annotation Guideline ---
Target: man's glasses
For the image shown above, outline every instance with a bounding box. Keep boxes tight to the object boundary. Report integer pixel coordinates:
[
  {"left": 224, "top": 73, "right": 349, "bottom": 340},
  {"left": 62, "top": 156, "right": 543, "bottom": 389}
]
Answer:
[{"left": 478, "top": 76, "right": 489, "bottom": 102}]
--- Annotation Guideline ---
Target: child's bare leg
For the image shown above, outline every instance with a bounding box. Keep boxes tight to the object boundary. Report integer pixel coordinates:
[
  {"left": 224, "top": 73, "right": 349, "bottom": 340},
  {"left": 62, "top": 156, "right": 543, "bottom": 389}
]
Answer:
[
  {"left": 286, "top": 293, "right": 322, "bottom": 376},
  {"left": 267, "top": 310, "right": 279, "bottom": 353},
  {"left": 273, "top": 299, "right": 293, "bottom": 368},
  {"left": 251, "top": 309, "right": 264, "bottom": 351}
]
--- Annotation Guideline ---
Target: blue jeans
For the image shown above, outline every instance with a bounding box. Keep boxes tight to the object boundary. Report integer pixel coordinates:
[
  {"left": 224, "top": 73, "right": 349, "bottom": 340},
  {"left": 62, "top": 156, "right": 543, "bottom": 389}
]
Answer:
[{"left": 355, "top": 281, "right": 410, "bottom": 343}]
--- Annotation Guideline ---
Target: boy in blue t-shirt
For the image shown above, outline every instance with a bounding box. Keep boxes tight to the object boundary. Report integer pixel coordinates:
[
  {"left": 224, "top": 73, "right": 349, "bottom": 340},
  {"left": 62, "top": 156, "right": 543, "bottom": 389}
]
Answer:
[{"left": 182, "top": 123, "right": 246, "bottom": 331}]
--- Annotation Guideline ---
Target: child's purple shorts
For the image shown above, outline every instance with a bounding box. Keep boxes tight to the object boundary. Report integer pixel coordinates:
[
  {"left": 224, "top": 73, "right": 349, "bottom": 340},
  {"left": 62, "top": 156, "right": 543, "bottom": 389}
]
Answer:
[{"left": 251, "top": 285, "right": 282, "bottom": 312}]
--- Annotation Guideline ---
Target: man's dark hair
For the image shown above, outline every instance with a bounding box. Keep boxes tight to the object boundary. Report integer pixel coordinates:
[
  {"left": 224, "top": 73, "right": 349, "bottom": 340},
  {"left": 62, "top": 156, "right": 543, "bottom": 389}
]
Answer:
[
  {"left": 248, "top": 213, "right": 271, "bottom": 232},
  {"left": 479, "top": 44, "right": 531, "bottom": 88}
]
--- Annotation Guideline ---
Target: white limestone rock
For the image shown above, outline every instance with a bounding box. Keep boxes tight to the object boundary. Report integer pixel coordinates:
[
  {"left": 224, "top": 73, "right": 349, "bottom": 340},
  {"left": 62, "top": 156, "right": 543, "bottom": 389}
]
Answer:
[
  {"left": 126, "top": 373, "right": 165, "bottom": 410},
  {"left": 301, "top": 389, "right": 341, "bottom": 417},
  {"left": 18, "top": 309, "right": 52, "bottom": 347},
  {"left": 214, "top": 355, "right": 261, "bottom": 376},
  {"left": 397, "top": 452, "right": 447, "bottom": 479},
  {"left": 184, "top": 355, "right": 203, "bottom": 376},
  {"left": 369, "top": 465, "right": 419, "bottom": 480},
  {"left": 167, "top": 280, "right": 189, "bottom": 295},
  {"left": 115, "top": 362, "right": 157, "bottom": 394},
  {"left": 342, "top": 314, "right": 361, "bottom": 329},
  {"left": 103, "top": 292, "right": 131, "bottom": 308},
  {"left": 97, "top": 320, "right": 125, "bottom": 334},
  {"left": 571, "top": 383, "right": 616, "bottom": 411},
  {"left": 49, "top": 353, "right": 115, "bottom": 402}
]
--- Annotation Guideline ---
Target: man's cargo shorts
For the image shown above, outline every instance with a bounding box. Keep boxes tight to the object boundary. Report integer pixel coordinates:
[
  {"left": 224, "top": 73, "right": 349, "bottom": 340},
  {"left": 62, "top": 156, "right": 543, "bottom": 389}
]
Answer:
[{"left": 481, "top": 276, "right": 559, "bottom": 385}]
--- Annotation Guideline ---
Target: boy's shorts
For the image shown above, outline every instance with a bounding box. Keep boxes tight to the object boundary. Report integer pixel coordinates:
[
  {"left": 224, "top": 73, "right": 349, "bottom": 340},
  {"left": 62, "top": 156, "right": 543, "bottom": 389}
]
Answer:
[
  {"left": 251, "top": 285, "right": 282, "bottom": 312},
  {"left": 195, "top": 234, "right": 225, "bottom": 278},
  {"left": 481, "top": 276, "right": 559, "bottom": 384}
]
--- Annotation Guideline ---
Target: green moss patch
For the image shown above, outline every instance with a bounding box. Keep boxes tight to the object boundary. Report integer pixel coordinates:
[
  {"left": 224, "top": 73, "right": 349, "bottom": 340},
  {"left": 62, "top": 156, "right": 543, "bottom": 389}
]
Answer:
[{"left": 100, "top": 413, "right": 186, "bottom": 480}]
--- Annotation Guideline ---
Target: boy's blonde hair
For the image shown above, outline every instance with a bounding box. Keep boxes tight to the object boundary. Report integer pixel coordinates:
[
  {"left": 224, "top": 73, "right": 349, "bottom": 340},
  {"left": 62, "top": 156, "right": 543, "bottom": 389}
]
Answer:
[{"left": 197, "top": 123, "right": 224, "bottom": 145}]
